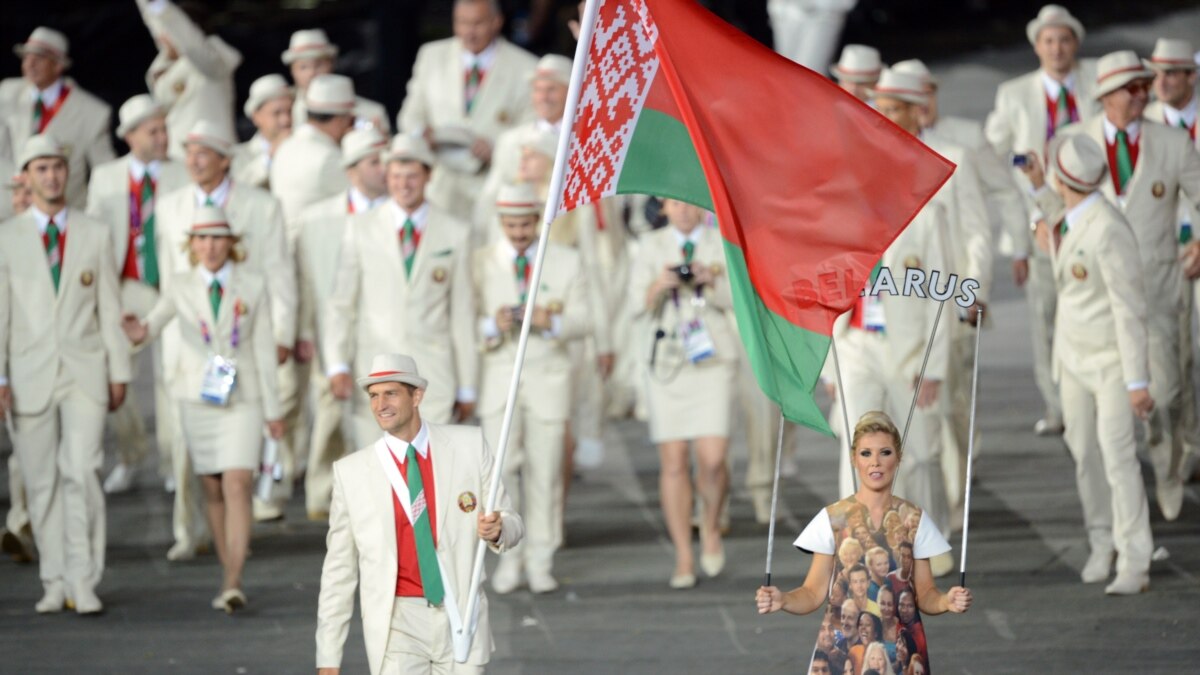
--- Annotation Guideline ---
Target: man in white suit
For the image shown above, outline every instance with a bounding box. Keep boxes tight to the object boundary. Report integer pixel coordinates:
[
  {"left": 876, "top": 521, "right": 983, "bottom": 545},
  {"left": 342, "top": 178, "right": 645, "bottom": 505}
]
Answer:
[
  {"left": 0, "top": 28, "right": 115, "bottom": 209},
  {"left": 155, "top": 118, "right": 298, "bottom": 539},
  {"left": 281, "top": 29, "right": 391, "bottom": 137},
  {"left": 0, "top": 134, "right": 131, "bottom": 613},
  {"left": 985, "top": 4, "right": 1099, "bottom": 437},
  {"left": 1028, "top": 51, "right": 1200, "bottom": 523},
  {"left": 830, "top": 44, "right": 881, "bottom": 103},
  {"left": 1031, "top": 133, "right": 1155, "bottom": 595},
  {"left": 325, "top": 136, "right": 478, "bottom": 446},
  {"left": 296, "top": 128, "right": 388, "bottom": 520},
  {"left": 230, "top": 74, "right": 295, "bottom": 190},
  {"left": 86, "top": 94, "right": 189, "bottom": 495},
  {"left": 315, "top": 352, "right": 522, "bottom": 675},
  {"left": 474, "top": 184, "right": 591, "bottom": 594},
  {"left": 136, "top": 0, "right": 241, "bottom": 161},
  {"left": 271, "top": 74, "right": 354, "bottom": 231},
  {"left": 398, "top": 0, "right": 537, "bottom": 223}
]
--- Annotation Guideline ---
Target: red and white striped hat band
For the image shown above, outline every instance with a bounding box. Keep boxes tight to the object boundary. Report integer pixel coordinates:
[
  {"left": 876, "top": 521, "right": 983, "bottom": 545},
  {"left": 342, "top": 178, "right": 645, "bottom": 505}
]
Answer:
[
  {"left": 368, "top": 371, "right": 411, "bottom": 378},
  {"left": 872, "top": 86, "right": 926, "bottom": 98},
  {"left": 190, "top": 222, "right": 234, "bottom": 234},
  {"left": 1097, "top": 64, "right": 1153, "bottom": 83},
  {"left": 1149, "top": 57, "right": 1197, "bottom": 68},
  {"left": 496, "top": 201, "right": 539, "bottom": 209},
  {"left": 1054, "top": 153, "right": 1101, "bottom": 192},
  {"left": 834, "top": 66, "right": 881, "bottom": 76}
]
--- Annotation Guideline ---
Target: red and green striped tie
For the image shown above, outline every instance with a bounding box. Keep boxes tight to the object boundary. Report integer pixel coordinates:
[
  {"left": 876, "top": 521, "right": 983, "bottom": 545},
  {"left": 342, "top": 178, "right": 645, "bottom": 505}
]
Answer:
[
  {"left": 1114, "top": 130, "right": 1134, "bottom": 194},
  {"left": 405, "top": 443, "right": 444, "bottom": 605},
  {"left": 46, "top": 218, "right": 62, "bottom": 292},
  {"left": 515, "top": 253, "right": 529, "bottom": 304},
  {"left": 33, "top": 95, "right": 45, "bottom": 132},
  {"left": 400, "top": 219, "right": 417, "bottom": 279},
  {"left": 139, "top": 170, "right": 159, "bottom": 287}
]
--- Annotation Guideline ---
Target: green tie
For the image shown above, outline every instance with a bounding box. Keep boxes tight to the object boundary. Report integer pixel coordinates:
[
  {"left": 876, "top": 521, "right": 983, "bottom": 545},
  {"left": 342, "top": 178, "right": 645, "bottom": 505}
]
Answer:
[
  {"left": 401, "top": 218, "right": 417, "bottom": 278},
  {"left": 1055, "top": 87, "right": 1070, "bottom": 132},
  {"left": 209, "top": 278, "right": 222, "bottom": 319},
  {"left": 1114, "top": 130, "right": 1134, "bottom": 194},
  {"left": 204, "top": 195, "right": 215, "bottom": 207},
  {"left": 140, "top": 170, "right": 160, "bottom": 287},
  {"left": 33, "top": 95, "right": 44, "bottom": 131},
  {"left": 405, "top": 443, "right": 445, "bottom": 605},
  {"left": 465, "top": 64, "right": 482, "bottom": 114},
  {"left": 515, "top": 253, "right": 529, "bottom": 304},
  {"left": 682, "top": 241, "right": 695, "bottom": 264},
  {"left": 45, "top": 218, "right": 61, "bottom": 292},
  {"left": 1182, "top": 119, "right": 1191, "bottom": 132}
]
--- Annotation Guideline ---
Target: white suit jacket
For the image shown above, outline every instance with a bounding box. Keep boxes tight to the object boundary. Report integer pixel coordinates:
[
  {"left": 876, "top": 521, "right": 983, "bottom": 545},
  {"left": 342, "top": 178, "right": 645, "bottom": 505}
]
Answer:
[
  {"left": 143, "top": 265, "right": 280, "bottom": 418},
  {"left": 156, "top": 179, "right": 298, "bottom": 347},
  {"left": 1050, "top": 195, "right": 1149, "bottom": 389},
  {"left": 922, "top": 131, "right": 993, "bottom": 303},
  {"left": 323, "top": 203, "right": 478, "bottom": 416},
  {"left": 473, "top": 241, "right": 590, "bottom": 421},
  {"left": 984, "top": 62, "right": 1100, "bottom": 254},
  {"left": 0, "top": 76, "right": 115, "bottom": 208},
  {"left": 0, "top": 209, "right": 131, "bottom": 414},
  {"left": 296, "top": 192, "right": 358, "bottom": 355},
  {"left": 827, "top": 201, "right": 953, "bottom": 382},
  {"left": 269, "top": 124, "right": 348, "bottom": 233},
  {"left": 1144, "top": 100, "right": 1200, "bottom": 233},
  {"left": 85, "top": 154, "right": 190, "bottom": 273},
  {"left": 139, "top": 0, "right": 241, "bottom": 160},
  {"left": 230, "top": 134, "right": 271, "bottom": 190},
  {"left": 397, "top": 37, "right": 537, "bottom": 152},
  {"left": 1037, "top": 119, "right": 1200, "bottom": 315},
  {"left": 315, "top": 423, "right": 523, "bottom": 673},
  {"left": 294, "top": 95, "right": 392, "bottom": 137}
]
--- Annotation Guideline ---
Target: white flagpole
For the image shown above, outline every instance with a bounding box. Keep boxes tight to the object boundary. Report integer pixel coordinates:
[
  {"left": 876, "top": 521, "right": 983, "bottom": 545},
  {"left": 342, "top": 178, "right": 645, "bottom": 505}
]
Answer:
[
  {"left": 829, "top": 337, "right": 858, "bottom": 494},
  {"left": 901, "top": 299, "right": 946, "bottom": 446},
  {"left": 959, "top": 307, "right": 984, "bottom": 588},
  {"left": 458, "top": 0, "right": 602, "bottom": 655},
  {"left": 763, "top": 411, "right": 786, "bottom": 587}
]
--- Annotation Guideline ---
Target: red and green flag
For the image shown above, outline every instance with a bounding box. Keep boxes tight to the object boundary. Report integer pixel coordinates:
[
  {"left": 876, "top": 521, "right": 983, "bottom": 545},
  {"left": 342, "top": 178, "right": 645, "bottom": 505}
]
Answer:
[{"left": 557, "top": 0, "right": 955, "bottom": 434}]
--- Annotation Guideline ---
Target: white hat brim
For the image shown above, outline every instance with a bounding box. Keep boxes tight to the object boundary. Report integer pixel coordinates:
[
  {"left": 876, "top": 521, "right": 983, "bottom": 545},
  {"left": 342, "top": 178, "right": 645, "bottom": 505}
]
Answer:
[{"left": 357, "top": 373, "right": 429, "bottom": 392}]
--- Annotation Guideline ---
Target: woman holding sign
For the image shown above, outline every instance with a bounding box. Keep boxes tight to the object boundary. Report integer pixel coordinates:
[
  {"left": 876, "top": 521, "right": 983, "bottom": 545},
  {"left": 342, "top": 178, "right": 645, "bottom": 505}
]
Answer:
[
  {"left": 123, "top": 205, "right": 283, "bottom": 612},
  {"left": 756, "top": 411, "right": 972, "bottom": 672},
  {"left": 629, "top": 199, "right": 737, "bottom": 589}
]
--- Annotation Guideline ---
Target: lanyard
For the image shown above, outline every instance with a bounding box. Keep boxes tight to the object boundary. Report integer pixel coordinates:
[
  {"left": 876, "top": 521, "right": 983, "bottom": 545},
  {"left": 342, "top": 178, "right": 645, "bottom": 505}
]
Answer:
[{"left": 198, "top": 302, "right": 241, "bottom": 350}]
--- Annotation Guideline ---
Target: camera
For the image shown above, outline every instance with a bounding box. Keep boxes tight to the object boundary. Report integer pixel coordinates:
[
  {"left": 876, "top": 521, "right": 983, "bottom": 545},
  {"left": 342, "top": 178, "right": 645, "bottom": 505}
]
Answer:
[
  {"left": 673, "top": 264, "right": 694, "bottom": 284},
  {"left": 1011, "top": 153, "right": 1030, "bottom": 168}
]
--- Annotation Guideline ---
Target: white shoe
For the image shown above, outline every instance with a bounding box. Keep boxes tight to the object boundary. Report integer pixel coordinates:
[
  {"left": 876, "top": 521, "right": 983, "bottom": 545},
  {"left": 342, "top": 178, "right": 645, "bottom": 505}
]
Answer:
[
  {"left": 751, "top": 490, "right": 772, "bottom": 525},
  {"left": 1080, "top": 548, "right": 1114, "bottom": 584},
  {"left": 35, "top": 582, "right": 68, "bottom": 614},
  {"left": 166, "top": 540, "right": 197, "bottom": 562},
  {"left": 71, "top": 585, "right": 103, "bottom": 615},
  {"left": 528, "top": 570, "right": 559, "bottom": 594},
  {"left": 253, "top": 499, "right": 285, "bottom": 523},
  {"left": 575, "top": 438, "right": 604, "bottom": 469},
  {"left": 103, "top": 463, "right": 136, "bottom": 494},
  {"left": 1105, "top": 572, "right": 1149, "bottom": 595},
  {"left": 491, "top": 556, "right": 522, "bottom": 595},
  {"left": 1157, "top": 477, "right": 1184, "bottom": 522},
  {"left": 1033, "top": 418, "right": 1064, "bottom": 436},
  {"left": 669, "top": 573, "right": 696, "bottom": 590},
  {"left": 163, "top": 477, "right": 176, "bottom": 494}
]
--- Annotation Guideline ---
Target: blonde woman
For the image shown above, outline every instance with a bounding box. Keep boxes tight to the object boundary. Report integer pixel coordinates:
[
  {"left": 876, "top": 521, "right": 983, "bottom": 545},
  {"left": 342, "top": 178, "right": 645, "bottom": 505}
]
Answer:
[
  {"left": 630, "top": 198, "right": 737, "bottom": 588},
  {"left": 123, "top": 206, "right": 283, "bottom": 612},
  {"left": 756, "top": 411, "right": 973, "bottom": 670}
]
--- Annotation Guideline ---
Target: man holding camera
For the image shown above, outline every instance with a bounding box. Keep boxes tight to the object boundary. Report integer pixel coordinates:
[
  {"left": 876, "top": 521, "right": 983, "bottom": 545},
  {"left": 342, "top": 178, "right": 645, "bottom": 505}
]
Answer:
[{"left": 472, "top": 183, "right": 590, "bottom": 594}]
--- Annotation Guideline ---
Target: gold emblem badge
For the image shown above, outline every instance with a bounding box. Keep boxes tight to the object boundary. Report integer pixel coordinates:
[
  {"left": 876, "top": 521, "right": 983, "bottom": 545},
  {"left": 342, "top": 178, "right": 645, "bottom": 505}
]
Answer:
[
  {"left": 903, "top": 255, "right": 921, "bottom": 269},
  {"left": 173, "top": 81, "right": 186, "bottom": 95},
  {"left": 547, "top": 301, "right": 563, "bottom": 314},
  {"left": 432, "top": 267, "right": 448, "bottom": 283},
  {"left": 709, "top": 263, "right": 723, "bottom": 276},
  {"left": 457, "top": 491, "right": 477, "bottom": 513},
  {"left": 497, "top": 110, "right": 510, "bottom": 124},
  {"left": 1071, "top": 263, "right": 1088, "bottom": 280},
  {"left": 1152, "top": 181, "right": 1165, "bottom": 198},
  {"left": 80, "top": 270, "right": 94, "bottom": 287}
]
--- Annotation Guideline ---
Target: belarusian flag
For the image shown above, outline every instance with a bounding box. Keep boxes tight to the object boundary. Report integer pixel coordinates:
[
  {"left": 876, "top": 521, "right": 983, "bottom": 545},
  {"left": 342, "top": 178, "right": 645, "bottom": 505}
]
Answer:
[{"left": 558, "top": 0, "right": 954, "bottom": 433}]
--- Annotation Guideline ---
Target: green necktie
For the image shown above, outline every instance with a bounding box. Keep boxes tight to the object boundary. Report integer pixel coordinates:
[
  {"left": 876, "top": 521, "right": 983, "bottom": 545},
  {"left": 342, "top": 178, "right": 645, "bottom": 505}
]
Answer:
[
  {"left": 1114, "top": 130, "right": 1134, "bottom": 194},
  {"left": 465, "top": 64, "right": 482, "bottom": 114},
  {"left": 405, "top": 443, "right": 445, "bottom": 605},
  {"left": 682, "top": 241, "right": 695, "bottom": 264},
  {"left": 515, "top": 253, "right": 529, "bottom": 304},
  {"left": 1182, "top": 119, "right": 1191, "bottom": 132},
  {"left": 140, "top": 170, "right": 160, "bottom": 287},
  {"left": 204, "top": 195, "right": 215, "bottom": 207},
  {"left": 1055, "top": 87, "right": 1070, "bottom": 132},
  {"left": 33, "top": 95, "right": 44, "bottom": 131},
  {"left": 209, "top": 279, "right": 222, "bottom": 319},
  {"left": 401, "top": 218, "right": 417, "bottom": 279},
  {"left": 45, "top": 218, "right": 61, "bottom": 292}
]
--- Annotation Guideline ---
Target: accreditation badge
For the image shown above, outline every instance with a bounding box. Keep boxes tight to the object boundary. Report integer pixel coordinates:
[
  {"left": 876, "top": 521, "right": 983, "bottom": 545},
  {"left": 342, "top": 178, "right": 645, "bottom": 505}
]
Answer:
[
  {"left": 200, "top": 355, "right": 237, "bottom": 406},
  {"left": 680, "top": 318, "right": 715, "bottom": 364}
]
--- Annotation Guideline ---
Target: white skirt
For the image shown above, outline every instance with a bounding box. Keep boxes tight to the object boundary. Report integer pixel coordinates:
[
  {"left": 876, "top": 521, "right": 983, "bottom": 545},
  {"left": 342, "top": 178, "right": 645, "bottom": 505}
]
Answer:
[{"left": 179, "top": 400, "right": 264, "bottom": 475}]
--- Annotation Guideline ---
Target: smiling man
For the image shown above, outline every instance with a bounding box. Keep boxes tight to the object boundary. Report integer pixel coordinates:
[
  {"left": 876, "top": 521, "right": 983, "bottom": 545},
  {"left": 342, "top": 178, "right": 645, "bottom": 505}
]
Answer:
[{"left": 315, "top": 352, "right": 522, "bottom": 675}]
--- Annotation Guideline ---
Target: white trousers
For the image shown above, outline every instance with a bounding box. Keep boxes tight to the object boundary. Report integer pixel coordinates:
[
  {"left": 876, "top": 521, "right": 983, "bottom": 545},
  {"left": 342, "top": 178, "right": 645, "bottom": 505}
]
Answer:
[
  {"left": 1059, "top": 367, "right": 1152, "bottom": 575},
  {"left": 110, "top": 280, "right": 173, "bottom": 473},
  {"left": 1025, "top": 252, "right": 1062, "bottom": 423},
  {"left": 304, "top": 367, "right": 349, "bottom": 514},
  {"left": 381, "top": 597, "right": 485, "bottom": 675},
  {"left": 13, "top": 371, "right": 107, "bottom": 591},
  {"left": 767, "top": 0, "right": 856, "bottom": 73}
]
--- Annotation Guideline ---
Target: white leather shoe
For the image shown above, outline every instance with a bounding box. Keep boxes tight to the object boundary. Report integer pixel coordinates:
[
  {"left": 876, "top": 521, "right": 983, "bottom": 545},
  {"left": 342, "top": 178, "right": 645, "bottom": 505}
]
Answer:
[
  {"left": 491, "top": 556, "right": 522, "bottom": 595},
  {"left": 103, "top": 463, "right": 136, "bottom": 495},
  {"left": 1157, "top": 478, "right": 1184, "bottom": 522},
  {"left": 163, "top": 477, "right": 176, "bottom": 494},
  {"left": 1033, "top": 418, "right": 1064, "bottom": 436},
  {"left": 528, "top": 570, "right": 559, "bottom": 594},
  {"left": 35, "top": 583, "right": 67, "bottom": 614},
  {"left": 71, "top": 585, "right": 103, "bottom": 615},
  {"left": 575, "top": 438, "right": 604, "bottom": 469},
  {"left": 669, "top": 573, "right": 696, "bottom": 590},
  {"left": 167, "top": 540, "right": 197, "bottom": 562},
  {"left": 1105, "top": 572, "right": 1149, "bottom": 596},
  {"left": 1080, "top": 548, "right": 1114, "bottom": 584}
]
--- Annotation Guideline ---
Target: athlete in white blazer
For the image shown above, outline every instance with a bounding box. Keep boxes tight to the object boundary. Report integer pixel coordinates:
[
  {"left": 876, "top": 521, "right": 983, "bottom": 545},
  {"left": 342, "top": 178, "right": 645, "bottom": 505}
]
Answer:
[
  {"left": 316, "top": 353, "right": 522, "bottom": 675},
  {"left": 0, "top": 135, "right": 131, "bottom": 614}
]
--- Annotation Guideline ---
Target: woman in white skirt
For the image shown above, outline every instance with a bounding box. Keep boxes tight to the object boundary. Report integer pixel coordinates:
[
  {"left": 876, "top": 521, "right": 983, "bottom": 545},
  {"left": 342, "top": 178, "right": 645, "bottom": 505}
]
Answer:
[
  {"left": 123, "top": 205, "right": 283, "bottom": 612},
  {"left": 629, "top": 199, "right": 737, "bottom": 588}
]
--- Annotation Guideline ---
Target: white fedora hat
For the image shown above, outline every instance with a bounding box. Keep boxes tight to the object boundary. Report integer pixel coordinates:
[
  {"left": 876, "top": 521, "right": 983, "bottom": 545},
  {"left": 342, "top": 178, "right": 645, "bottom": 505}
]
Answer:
[
  {"left": 243, "top": 74, "right": 294, "bottom": 118},
  {"left": 1026, "top": 5, "right": 1085, "bottom": 46},
  {"left": 116, "top": 94, "right": 166, "bottom": 138},
  {"left": 18, "top": 133, "right": 67, "bottom": 171},
  {"left": 182, "top": 119, "right": 235, "bottom": 156},
  {"left": 496, "top": 183, "right": 542, "bottom": 217},
  {"left": 13, "top": 27, "right": 70, "bottom": 67},
  {"left": 188, "top": 204, "right": 235, "bottom": 237},
  {"left": 530, "top": 54, "right": 571, "bottom": 86},
  {"left": 1094, "top": 50, "right": 1155, "bottom": 99},
  {"left": 831, "top": 45, "right": 882, "bottom": 84},
  {"left": 341, "top": 128, "right": 387, "bottom": 168},
  {"left": 1051, "top": 134, "right": 1106, "bottom": 193},
  {"left": 306, "top": 74, "right": 356, "bottom": 116},
  {"left": 1146, "top": 38, "right": 1197, "bottom": 71},
  {"left": 891, "top": 59, "right": 937, "bottom": 88},
  {"left": 385, "top": 134, "right": 436, "bottom": 167},
  {"left": 357, "top": 353, "right": 429, "bottom": 391},
  {"left": 868, "top": 68, "right": 929, "bottom": 106},
  {"left": 281, "top": 29, "right": 338, "bottom": 65}
]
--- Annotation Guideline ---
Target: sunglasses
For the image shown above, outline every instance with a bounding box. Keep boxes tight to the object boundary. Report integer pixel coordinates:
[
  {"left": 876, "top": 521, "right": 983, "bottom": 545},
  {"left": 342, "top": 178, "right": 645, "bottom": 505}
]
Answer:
[{"left": 1122, "top": 80, "right": 1152, "bottom": 95}]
